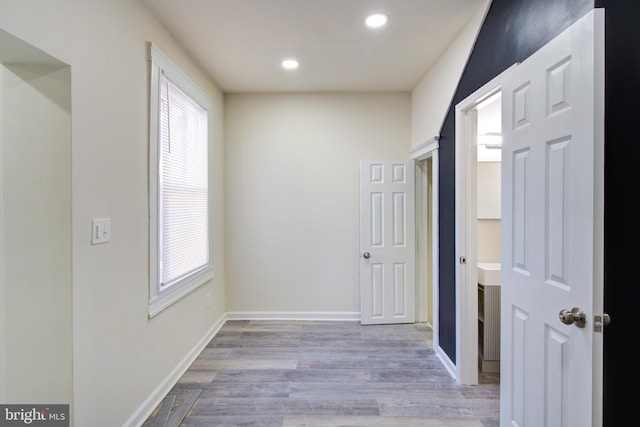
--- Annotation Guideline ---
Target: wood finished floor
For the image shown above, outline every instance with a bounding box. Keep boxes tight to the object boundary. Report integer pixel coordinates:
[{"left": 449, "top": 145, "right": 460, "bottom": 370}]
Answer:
[{"left": 143, "top": 320, "right": 500, "bottom": 427}]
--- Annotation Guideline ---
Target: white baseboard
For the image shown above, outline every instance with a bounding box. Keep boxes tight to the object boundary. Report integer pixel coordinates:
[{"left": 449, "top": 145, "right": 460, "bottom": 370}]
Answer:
[
  {"left": 226, "top": 311, "right": 361, "bottom": 322},
  {"left": 124, "top": 313, "right": 228, "bottom": 427},
  {"left": 435, "top": 344, "right": 457, "bottom": 381}
]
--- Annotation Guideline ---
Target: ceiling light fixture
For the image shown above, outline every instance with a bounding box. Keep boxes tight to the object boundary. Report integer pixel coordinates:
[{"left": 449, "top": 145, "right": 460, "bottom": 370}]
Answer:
[
  {"left": 365, "top": 13, "right": 388, "bottom": 28},
  {"left": 281, "top": 59, "right": 299, "bottom": 70}
]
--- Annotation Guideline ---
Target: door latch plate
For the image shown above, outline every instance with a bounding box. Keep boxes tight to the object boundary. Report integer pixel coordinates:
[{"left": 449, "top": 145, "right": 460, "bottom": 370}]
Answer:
[{"left": 593, "top": 313, "right": 611, "bottom": 332}]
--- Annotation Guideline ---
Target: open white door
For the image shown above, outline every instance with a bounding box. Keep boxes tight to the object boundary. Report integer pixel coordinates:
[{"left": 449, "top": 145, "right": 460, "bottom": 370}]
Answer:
[
  {"left": 500, "top": 9, "right": 604, "bottom": 426},
  {"left": 360, "top": 160, "right": 415, "bottom": 325}
]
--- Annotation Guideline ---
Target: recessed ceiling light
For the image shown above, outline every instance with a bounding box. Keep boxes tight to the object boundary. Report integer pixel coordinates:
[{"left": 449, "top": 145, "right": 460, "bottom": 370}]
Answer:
[
  {"left": 365, "top": 13, "right": 388, "bottom": 28},
  {"left": 281, "top": 59, "right": 299, "bottom": 70}
]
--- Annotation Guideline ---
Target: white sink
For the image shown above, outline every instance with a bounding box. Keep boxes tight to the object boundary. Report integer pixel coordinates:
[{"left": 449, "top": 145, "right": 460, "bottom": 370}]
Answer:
[{"left": 478, "top": 262, "right": 501, "bottom": 286}]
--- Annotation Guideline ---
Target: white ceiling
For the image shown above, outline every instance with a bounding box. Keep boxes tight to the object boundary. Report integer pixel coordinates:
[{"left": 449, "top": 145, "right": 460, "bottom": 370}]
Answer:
[{"left": 140, "top": 0, "right": 485, "bottom": 93}]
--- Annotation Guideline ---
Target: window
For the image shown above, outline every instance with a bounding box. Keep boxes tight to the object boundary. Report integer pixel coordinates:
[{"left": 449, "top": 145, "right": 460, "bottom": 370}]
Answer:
[{"left": 148, "top": 44, "right": 213, "bottom": 317}]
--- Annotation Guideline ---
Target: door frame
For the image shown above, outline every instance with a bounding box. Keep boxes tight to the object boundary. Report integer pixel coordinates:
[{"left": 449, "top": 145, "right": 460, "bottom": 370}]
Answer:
[
  {"left": 454, "top": 65, "right": 517, "bottom": 385},
  {"left": 410, "top": 138, "right": 440, "bottom": 354}
]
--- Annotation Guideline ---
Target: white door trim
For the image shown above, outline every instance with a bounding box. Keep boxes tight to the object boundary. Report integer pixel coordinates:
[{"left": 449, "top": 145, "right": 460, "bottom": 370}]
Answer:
[{"left": 454, "top": 64, "right": 517, "bottom": 385}]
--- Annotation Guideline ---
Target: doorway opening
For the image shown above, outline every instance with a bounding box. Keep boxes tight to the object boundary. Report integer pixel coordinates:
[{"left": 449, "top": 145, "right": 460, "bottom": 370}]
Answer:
[
  {"left": 416, "top": 157, "right": 434, "bottom": 327},
  {"left": 411, "top": 138, "right": 440, "bottom": 354},
  {"left": 454, "top": 65, "right": 515, "bottom": 386},
  {"left": 475, "top": 92, "right": 502, "bottom": 383},
  {"left": 0, "top": 27, "right": 72, "bottom": 404}
]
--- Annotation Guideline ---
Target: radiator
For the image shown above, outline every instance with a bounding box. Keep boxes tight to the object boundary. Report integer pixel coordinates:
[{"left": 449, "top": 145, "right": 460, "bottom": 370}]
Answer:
[{"left": 480, "top": 284, "right": 501, "bottom": 361}]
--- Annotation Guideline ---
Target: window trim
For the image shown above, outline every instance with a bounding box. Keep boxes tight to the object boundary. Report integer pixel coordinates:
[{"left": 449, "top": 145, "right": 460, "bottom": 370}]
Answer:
[{"left": 148, "top": 43, "right": 213, "bottom": 318}]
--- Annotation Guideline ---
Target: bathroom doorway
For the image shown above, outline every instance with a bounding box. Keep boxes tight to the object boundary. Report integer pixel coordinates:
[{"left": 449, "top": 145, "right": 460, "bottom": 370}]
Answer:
[
  {"left": 475, "top": 92, "right": 502, "bottom": 381},
  {"left": 454, "top": 66, "right": 513, "bottom": 386}
]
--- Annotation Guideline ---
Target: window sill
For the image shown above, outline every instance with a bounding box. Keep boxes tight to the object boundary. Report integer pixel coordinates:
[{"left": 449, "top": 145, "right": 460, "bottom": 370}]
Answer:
[{"left": 148, "top": 267, "right": 213, "bottom": 318}]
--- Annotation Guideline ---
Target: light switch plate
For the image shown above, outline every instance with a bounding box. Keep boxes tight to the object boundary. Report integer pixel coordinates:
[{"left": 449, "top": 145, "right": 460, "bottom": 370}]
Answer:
[{"left": 91, "top": 218, "right": 111, "bottom": 244}]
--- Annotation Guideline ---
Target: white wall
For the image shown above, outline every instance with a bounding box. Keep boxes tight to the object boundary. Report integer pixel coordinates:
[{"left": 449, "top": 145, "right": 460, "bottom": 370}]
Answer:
[
  {"left": 225, "top": 93, "right": 411, "bottom": 314},
  {"left": 477, "top": 158, "right": 501, "bottom": 263},
  {"left": 478, "top": 219, "right": 501, "bottom": 263},
  {"left": 411, "top": 0, "right": 490, "bottom": 147},
  {"left": 0, "top": 1, "right": 226, "bottom": 425},
  {"left": 0, "top": 64, "right": 4, "bottom": 402},
  {"left": 1, "top": 61, "right": 72, "bottom": 405}
]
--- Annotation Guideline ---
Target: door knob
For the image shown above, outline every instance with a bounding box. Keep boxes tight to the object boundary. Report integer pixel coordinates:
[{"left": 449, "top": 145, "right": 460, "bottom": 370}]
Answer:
[
  {"left": 594, "top": 313, "right": 611, "bottom": 332},
  {"left": 363, "top": 252, "right": 371, "bottom": 259},
  {"left": 558, "top": 307, "right": 587, "bottom": 328}
]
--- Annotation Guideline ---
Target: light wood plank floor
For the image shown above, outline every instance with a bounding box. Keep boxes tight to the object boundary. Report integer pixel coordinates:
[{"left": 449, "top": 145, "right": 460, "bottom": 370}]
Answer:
[{"left": 143, "top": 320, "right": 499, "bottom": 427}]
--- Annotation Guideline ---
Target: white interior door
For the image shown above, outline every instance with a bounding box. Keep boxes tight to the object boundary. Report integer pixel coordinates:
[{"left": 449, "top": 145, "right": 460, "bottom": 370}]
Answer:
[
  {"left": 500, "top": 9, "right": 604, "bottom": 426},
  {"left": 360, "top": 160, "right": 415, "bottom": 325}
]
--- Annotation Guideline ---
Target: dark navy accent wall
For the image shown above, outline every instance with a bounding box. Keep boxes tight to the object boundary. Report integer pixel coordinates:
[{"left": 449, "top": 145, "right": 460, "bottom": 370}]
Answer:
[
  {"left": 437, "top": 0, "right": 593, "bottom": 360},
  {"left": 601, "top": 1, "right": 640, "bottom": 425}
]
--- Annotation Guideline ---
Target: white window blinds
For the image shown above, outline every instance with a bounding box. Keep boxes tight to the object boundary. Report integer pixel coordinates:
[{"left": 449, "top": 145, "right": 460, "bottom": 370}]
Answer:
[
  {"left": 158, "top": 73, "right": 209, "bottom": 289},
  {"left": 148, "top": 43, "right": 213, "bottom": 317}
]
